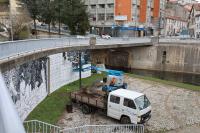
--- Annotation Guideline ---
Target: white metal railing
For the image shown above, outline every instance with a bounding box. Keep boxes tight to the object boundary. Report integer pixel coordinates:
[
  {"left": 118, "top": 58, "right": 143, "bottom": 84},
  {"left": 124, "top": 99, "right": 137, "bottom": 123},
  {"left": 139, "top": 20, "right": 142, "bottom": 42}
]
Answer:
[
  {"left": 0, "top": 71, "right": 26, "bottom": 133},
  {"left": 61, "top": 124, "right": 144, "bottom": 133},
  {"left": 23, "top": 120, "right": 61, "bottom": 133},
  {"left": 23, "top": 120, "right": 144, "bottom": 133}
]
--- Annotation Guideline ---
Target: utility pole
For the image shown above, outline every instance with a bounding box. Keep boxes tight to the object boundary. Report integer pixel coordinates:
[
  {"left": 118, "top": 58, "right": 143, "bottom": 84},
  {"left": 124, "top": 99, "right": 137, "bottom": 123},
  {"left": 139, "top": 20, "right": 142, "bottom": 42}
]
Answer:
[{"left": 79, "top": 51, "right": 82, "bottom": 89}]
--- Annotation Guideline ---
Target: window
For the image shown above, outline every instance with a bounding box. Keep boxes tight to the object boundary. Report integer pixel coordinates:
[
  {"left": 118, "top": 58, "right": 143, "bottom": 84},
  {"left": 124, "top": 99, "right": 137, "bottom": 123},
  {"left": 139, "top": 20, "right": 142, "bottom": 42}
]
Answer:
[
  {"left": 135, "top": 95, "right": 150, "bottom": 110},
  {"left": 98, "top": 13, "right": 105, "bottom": 21},
  {"left": 106, "top": 13, "right": 114, "bottom": 20},
  {"left": 91, "top": 5, "right": 96, "bottom": 9},
  {"left": 107, "top": 3, "right": 114, "bottom": 8},
  {"left": 110, "top": 95, "right": 120, "bottom": 104},
  {"left": 99, "top": 4, "right": 105, "bottom": 8},
  {"left": 123, "top": 98, "right": 136, "bottom": 109},
  {"left": 162, "top": 51, "right": 167, "bottom": 64}
]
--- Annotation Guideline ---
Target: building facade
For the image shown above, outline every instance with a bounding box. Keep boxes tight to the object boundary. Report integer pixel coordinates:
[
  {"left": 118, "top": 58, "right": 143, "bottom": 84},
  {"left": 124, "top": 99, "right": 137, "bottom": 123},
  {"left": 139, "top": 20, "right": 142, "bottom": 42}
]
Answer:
[
  {"left": 164, "top": 1, "right": 189, "bottom": 36},
  {"left": 194, "top": 4, "right": 200, "bottom": 38},
  {"left": 83, "top": 0, "right": 166, "bottom": 37},
  {"left": 176, "top": 0, "right": 198, "bottom": 5},
  {"left": 188, "top": 3, "right": 200, "bottom": 38},
  {"left": 164, "top": 16, "right": 187, "bottom": 36}
]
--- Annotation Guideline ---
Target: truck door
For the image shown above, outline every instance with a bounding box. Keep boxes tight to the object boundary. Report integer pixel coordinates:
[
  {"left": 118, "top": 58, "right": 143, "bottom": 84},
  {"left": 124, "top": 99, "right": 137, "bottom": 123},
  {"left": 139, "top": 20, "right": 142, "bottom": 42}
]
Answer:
[
  {"left": 122, "top": 98, "right": 138, "bottom": 124},
  {"left": 107, "top": 95, "right": 121, "bottom": 120}
]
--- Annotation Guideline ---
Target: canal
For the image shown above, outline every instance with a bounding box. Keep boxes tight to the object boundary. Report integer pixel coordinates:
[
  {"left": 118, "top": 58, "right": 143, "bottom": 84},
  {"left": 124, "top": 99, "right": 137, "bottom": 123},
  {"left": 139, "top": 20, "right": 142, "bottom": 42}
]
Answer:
[{"left": 106, "top": 66, "right": 200, "bottom": 86}]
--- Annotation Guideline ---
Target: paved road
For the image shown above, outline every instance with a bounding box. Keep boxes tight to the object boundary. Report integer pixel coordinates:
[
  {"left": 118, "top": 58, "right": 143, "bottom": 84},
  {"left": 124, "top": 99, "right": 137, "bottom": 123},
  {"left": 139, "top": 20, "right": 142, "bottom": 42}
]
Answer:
[{"left": 0, "top": 37, "right": 151, "bottom": 61}]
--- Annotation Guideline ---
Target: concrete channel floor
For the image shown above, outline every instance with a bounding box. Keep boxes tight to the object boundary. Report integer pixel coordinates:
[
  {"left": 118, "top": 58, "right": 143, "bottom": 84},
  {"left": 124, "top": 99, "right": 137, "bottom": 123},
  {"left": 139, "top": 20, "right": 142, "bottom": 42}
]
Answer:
[{"left": 57, "top": 76, "right": 200, "bottom": 133}]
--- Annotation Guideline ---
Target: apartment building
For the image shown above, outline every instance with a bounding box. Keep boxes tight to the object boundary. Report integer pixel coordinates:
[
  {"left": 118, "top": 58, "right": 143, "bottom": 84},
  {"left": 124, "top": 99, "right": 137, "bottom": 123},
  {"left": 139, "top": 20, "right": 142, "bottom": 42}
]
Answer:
[
  {"left": 164, "top": 1, "right": 189, "bottom": 36},
  {"left": 188, "top": 3, "right": 200, "bottom": 38},
  {"left": 83, "top": 0, "right": 165, "bottom": 37},
  {"left": 194, "top": 4, "right": 200, "bottom": 38}
]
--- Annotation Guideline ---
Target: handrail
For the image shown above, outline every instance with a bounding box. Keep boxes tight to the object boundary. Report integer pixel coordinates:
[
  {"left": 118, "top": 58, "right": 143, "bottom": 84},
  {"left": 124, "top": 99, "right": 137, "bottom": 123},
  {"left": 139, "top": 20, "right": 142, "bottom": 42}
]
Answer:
[{"left": 0, "top": 71, "right": 26, "bottom": 133}]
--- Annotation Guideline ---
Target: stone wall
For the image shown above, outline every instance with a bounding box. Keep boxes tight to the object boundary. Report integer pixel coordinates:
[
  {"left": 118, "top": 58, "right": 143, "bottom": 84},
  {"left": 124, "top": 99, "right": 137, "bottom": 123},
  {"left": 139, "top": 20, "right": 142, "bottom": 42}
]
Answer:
[{"left": 2, "top": 51, "right": 91, "bottom": 121}]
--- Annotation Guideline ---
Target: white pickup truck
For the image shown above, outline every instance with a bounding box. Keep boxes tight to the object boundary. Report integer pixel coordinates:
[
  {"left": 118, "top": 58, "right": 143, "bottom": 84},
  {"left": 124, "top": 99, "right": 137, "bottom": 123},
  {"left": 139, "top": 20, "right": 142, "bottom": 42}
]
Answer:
[{"left": 71, "top": 89, "right": 151, "bottom": 124}]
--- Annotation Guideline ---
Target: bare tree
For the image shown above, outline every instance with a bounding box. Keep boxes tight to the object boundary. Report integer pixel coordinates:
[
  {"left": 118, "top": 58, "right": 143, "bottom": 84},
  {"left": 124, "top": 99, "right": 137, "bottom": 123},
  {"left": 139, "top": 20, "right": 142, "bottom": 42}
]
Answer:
[{"left": 11, "top": 8, "right": 32, "bottom": 40}]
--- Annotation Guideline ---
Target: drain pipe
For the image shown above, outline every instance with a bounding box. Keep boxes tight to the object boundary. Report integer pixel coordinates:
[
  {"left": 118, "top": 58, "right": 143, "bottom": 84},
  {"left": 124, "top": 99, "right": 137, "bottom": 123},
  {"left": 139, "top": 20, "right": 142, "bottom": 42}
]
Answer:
[{"left": 0, "top": 71, "right": 25, "bottom": 133}]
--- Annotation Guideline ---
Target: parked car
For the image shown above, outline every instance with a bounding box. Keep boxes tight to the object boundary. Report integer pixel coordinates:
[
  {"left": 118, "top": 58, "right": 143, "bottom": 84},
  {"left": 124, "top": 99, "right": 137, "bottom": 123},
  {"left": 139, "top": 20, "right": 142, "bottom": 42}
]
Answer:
[
  {"left": 102, "top": 34, "right": 111, "bottom": 39},
  {"left": 76, "top": 35, "right": 85, "bottom": 39}
]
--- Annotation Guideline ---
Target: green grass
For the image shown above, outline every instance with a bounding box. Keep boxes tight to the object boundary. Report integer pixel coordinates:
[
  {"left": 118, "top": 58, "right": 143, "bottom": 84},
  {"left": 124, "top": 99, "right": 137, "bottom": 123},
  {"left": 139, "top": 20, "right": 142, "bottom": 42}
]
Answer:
[
  {"left": 126, "top": 73, "right": 200, "bottom": 91},
  {"left": 26, "top": 73, "right": 105, "bottom": 124},
  {"left": 0, "top": 0, "right": 8, "bottom": 3}
]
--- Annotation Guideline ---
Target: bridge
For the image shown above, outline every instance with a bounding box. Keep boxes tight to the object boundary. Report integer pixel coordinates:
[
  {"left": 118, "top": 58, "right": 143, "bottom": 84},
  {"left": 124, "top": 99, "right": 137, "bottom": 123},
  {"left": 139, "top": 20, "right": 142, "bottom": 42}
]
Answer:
[
  {"left": 0, "top": 37, "right": 199, "bottom": 67},
  {"left": 0, "top": 37, "right": 152, "bottom": 66}
]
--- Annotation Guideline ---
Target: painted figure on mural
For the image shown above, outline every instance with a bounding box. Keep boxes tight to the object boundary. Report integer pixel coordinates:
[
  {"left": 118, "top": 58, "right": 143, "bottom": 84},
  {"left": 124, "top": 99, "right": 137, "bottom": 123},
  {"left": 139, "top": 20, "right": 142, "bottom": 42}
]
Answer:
[{"left": 2, "top": 57, "right": 48, "bottom": 104}]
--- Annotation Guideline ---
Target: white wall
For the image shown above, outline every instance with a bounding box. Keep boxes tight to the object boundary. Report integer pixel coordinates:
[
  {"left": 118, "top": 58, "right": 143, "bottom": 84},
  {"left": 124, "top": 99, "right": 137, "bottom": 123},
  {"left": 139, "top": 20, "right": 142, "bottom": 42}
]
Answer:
[{"left": 49, "top": 53, "right": 91, "bottom": 93}]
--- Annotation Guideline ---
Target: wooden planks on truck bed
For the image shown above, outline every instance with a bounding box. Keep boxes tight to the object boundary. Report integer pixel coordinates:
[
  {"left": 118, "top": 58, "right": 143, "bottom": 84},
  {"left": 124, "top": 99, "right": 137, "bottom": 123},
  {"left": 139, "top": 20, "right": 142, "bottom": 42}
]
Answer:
[{"left": 71, "top": 91, "right": 106, "bottom": 109}]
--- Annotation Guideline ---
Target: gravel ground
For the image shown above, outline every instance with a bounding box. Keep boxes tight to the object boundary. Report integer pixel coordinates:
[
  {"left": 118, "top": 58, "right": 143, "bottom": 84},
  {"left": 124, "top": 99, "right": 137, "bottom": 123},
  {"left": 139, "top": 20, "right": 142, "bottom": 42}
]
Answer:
[{"left": 57, "top": 76, "right": 200, "bottom": 132}]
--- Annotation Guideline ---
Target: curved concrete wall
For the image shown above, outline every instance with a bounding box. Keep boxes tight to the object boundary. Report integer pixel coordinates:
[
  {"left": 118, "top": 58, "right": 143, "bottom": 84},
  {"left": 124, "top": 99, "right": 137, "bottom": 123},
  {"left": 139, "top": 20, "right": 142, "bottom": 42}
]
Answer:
[{"left": 1, "top": 52, "right": 91, "bottom": 121}]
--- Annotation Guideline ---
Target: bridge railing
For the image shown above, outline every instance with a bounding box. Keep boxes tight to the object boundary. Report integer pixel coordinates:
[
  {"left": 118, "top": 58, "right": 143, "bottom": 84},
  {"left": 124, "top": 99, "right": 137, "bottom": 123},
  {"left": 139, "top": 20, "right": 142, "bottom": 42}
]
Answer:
[
  {"left": 159, "top": 37, "right": 200, "bottom": 43},
  {"left": 61, "top": 124, "right": 144, "bottom": 133},
  {"left": 0, "top": 37, "right": 152, "bottom": 62},
  {"left": 0, "top": 37, "right": 90, "bottom": 61},
  {"left": 23, "top": 120, "right": 144, "bottom": 133}
]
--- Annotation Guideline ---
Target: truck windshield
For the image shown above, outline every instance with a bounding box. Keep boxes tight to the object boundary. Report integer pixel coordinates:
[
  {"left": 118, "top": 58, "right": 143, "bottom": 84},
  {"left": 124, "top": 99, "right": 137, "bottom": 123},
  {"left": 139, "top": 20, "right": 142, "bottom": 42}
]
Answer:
[{"left": 134, "top": 95, "right": 150, "bottom": 110}]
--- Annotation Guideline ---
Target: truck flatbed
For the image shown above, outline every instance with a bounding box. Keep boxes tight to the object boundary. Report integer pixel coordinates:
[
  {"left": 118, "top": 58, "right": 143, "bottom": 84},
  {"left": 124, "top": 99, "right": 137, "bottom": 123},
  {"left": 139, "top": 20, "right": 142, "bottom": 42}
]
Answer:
[{"left": 70, "top": 90, "right": 107, "bottom": 109}]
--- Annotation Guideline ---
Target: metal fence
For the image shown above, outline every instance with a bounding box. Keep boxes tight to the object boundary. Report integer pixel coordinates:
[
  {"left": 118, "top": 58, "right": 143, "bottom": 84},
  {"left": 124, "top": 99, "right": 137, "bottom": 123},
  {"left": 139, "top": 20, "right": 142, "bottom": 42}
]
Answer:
[
  {"left": 61, "top": 124, "right": 144, "bottom": 133},
  {"left": 24, "top": 120, "right": 144, "bottom": 133},
  {"left": 24, "top": 120, "right": 61, "bottom": 133}
]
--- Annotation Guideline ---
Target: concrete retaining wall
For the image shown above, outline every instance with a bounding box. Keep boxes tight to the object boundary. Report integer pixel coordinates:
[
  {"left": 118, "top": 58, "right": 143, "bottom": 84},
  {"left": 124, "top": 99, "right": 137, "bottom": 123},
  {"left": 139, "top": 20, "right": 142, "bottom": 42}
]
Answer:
[
  {"left": 1, "top": 52, "right": 91, "bottom": 121},
  {"left": 91, "top": 44, "right": 200, "bottom": 74}
]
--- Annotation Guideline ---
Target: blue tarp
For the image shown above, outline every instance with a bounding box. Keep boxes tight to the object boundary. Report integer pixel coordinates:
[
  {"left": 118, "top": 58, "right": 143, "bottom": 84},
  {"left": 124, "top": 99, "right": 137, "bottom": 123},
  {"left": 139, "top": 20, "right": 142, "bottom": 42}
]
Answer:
[
  {"left": 112, "top": 26, "right": 145, "bottom": 31},
  {"left": 91, "top": 66, "right": 124, "bottom": 76}
]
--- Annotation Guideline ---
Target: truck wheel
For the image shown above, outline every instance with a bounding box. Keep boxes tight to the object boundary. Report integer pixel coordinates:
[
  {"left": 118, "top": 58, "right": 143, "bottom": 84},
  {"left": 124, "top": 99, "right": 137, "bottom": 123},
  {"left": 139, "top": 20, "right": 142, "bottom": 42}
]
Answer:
[
  {"left": 82, "top": 104, "right": 91, "bottom": 114},
  {"left": 120, "top": 116, "right": 131, "bottom": 124}
]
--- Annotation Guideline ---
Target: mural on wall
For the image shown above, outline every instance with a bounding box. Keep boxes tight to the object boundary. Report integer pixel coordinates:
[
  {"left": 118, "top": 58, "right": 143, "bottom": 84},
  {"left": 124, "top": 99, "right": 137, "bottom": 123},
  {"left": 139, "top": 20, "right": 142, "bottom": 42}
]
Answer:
[
  {"left": 65, "top": 50, "right": 91, "bottom": 71},
  {"left": 3, "top": 57, "right": 48, "bottom": 104},
  {"left": 1, "top": 51, "right": 91, "bottom": 120},
  {"left": 2, "top": 57, "right": 48, "bottom": 120}
]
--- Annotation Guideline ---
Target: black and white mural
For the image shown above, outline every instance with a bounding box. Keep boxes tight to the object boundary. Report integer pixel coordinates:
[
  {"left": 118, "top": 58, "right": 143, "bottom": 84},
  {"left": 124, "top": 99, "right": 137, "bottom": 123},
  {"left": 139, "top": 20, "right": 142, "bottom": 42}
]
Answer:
[
  {"left": 66, "top": 50, "right": 91, "bottom": 72},
  {"left": 2, "top": 57, "right": 48, "bottom": 120}
]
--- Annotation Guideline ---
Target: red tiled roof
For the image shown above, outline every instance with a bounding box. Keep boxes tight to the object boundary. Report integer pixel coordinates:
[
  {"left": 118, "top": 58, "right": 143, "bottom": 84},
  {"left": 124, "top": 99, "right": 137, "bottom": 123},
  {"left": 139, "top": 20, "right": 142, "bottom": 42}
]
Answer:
[
  {"left": 193, "top": 3, "right": 200, "bottom": 11},
  {"left": 166, "top": 15, "right": 188, "bottom": 22}
]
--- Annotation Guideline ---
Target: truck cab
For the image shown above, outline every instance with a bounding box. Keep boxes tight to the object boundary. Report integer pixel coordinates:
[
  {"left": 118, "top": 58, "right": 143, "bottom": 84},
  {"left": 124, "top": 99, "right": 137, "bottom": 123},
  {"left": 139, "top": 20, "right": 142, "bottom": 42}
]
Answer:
[{"left": 107, "top": 89, "right": 151, "bottom": 124}]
